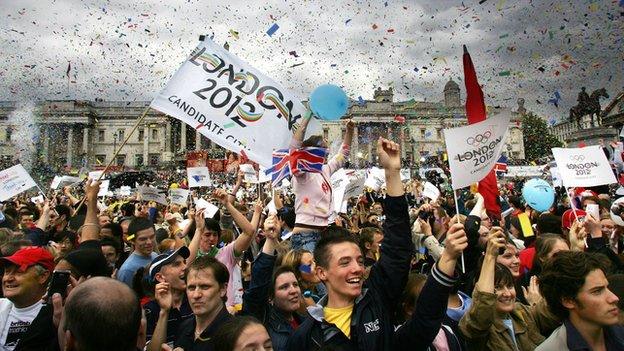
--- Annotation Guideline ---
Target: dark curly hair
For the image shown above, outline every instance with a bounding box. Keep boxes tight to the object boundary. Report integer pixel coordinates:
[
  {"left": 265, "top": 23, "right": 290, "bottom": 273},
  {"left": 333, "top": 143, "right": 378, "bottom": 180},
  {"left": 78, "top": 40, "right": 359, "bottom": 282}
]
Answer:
[{"left": 539, "top": 251, "right": 611, "bottom": 319}]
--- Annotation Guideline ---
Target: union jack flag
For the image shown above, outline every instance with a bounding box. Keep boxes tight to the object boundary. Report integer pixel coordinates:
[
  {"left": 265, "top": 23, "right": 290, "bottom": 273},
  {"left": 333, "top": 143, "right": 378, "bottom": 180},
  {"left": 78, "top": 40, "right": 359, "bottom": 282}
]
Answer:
[{"left": 264, "top": 147, "right": 328, "bottom": 186}]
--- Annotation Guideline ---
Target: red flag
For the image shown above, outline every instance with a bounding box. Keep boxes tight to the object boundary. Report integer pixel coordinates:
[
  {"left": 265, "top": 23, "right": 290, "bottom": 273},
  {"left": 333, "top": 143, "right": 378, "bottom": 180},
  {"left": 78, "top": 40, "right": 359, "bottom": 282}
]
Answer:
[{"left": 463, "top": 45, "right": 501, "bottom": 219}]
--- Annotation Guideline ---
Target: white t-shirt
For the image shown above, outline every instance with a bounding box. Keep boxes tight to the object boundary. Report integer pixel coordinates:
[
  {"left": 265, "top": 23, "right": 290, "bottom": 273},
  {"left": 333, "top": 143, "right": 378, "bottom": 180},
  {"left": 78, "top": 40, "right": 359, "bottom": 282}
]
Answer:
[{"left": 0, "top": 300, "right": 43, "bottom": 351}]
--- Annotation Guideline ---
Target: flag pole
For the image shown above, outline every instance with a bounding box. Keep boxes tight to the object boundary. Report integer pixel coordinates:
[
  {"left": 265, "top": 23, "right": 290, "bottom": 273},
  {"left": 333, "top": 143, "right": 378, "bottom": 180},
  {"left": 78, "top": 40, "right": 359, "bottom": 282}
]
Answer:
[
  {"left": 453, "top": 189, "right": 466, "bottom": 274},
  {"left": 74, "top": 105, "right": 152, "bottom": 213}
]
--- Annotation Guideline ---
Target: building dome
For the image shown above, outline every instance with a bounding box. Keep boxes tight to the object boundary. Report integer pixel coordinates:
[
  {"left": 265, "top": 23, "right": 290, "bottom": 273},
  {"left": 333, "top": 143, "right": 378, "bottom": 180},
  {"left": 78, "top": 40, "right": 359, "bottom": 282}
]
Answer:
[
  {"left": 444, "top": 78, "right": 460, "bottom": 92},
  {"left": 444, "top": 78, "right": 461, "bottom": 107}
]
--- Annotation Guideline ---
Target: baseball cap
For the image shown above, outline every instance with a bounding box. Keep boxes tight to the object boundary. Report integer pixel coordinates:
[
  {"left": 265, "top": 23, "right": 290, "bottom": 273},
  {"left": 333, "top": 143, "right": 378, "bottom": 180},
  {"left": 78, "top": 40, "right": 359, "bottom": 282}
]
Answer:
[
  {"left": 1, "top": 246, "right": 54, "bottom": 273},
  {"left": 148, "top": 246, "right": 190, "bottom": 280},
  {"left": 562, "top": 209, "right": 586, "bottom": 230}
]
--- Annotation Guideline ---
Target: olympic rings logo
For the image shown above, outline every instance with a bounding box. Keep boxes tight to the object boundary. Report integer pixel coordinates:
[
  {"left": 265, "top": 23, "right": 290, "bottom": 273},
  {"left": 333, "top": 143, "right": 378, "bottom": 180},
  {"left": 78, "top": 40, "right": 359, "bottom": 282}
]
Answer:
[
  {"left": 569, "top": 155, "right": 585, "bottom": 162},
  {"left": 466, "top": 131, "right": 492, "bottom": 146}
]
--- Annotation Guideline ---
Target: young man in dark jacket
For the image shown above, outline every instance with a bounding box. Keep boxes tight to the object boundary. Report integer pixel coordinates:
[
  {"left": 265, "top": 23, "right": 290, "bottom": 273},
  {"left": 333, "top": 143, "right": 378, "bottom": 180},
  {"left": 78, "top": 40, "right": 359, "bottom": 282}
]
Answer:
[
  {"left": 241, "top": 214, "right": 305, "bottom": 351},
  {"left": 286, "top": 138, "right": 467, "bottom": 350}
]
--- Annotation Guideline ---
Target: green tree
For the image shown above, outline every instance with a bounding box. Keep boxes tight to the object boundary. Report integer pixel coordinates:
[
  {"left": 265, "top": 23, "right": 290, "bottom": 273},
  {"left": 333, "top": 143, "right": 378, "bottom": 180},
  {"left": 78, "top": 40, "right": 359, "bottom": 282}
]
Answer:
[{"left": 522, "top": 112, "right": 563, "bottom": 162}]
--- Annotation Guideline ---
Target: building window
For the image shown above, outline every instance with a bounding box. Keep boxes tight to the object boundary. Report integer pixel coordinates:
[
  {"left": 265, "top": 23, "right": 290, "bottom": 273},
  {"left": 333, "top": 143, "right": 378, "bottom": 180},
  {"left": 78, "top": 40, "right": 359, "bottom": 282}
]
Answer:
[
  {"left": 149, "top": 153, "right": 159, "bottom": 166},
  {"left": 323, "top": 128, "right": 329, "bottom": 141},
  {"left": 437, "top": 129, "right": 442, "bottom": 139},
  {"left": 95, "top": 154, "right": 106, "bottom": 164},
  {"left": 138, "top": 129, "right": 145, "bottom": 141},
  {"left": 420, "top": 128, "right": 426, "bottom": 138},
  {"left": 117, "top": 129, "right": 125, "bottom": 142},
  {"left": 151, "top": 129, "right": 158, "bottom": 141},
  {"left": 135, "top": 154, "right": 144, "bottom": 166},
  {"left": 98, "top": 130, "right": 105, "bottom": 142},
  {"left": 116, "top": 154, "right": 126, "bottom": 166},
  {"left": 5, "top": 127, "right": 12, "bottom": 142}
]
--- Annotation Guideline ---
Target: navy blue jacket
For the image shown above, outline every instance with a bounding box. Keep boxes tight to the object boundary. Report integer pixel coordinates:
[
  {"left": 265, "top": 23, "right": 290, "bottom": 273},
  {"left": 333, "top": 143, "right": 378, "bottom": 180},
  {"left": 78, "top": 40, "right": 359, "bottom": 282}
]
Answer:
[{"left": 286, "top": 194, "right": 455, "bottom": 350}]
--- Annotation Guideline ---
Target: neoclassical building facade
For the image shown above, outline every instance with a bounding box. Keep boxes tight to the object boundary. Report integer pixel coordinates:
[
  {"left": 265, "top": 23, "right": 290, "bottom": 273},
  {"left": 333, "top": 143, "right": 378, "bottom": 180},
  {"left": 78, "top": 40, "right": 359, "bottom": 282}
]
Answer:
[{"left": 0, "top": 80, "right": 525, "bottom": 170}]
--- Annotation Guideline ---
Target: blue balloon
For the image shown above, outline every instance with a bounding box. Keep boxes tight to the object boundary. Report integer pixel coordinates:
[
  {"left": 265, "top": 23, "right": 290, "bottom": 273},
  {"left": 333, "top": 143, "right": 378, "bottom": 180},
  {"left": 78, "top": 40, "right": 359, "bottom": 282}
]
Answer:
[
  {"left": 309, "top": 84, "right": 348, "bottom": 120},
  {"left": 522, "top": 178, "right": 555, "bottom": 212}
]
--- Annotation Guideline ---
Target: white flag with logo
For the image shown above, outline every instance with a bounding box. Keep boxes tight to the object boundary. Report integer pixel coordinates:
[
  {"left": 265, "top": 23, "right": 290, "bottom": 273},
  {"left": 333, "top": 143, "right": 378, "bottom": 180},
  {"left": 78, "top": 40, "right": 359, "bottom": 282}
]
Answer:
[
  {"left": 445, "top": 112, "right": 511, "bottom": 190},
  {"left": 422, "top": 182, "right": 441, "bottom": 202},
  {"left": 187, "top": 167, "right": 211, "bottom": 188},
  {"left": 364, "top": 167, "right": 386, "bottom": 191},
  {"left": 50, "top": 175, "right": 82, "bottom": 190},
  {"left": 138, "top": 186, "right": 168, "bottom": 205},
  {"left": 0, "top": 164, "right": 38, "bottom": 201},
  {"left": 551, "top": 146, "right": 616, "bottom": 187},
  {"left": 150, "top": 38, "right": 321, "bottom": 168},
  {"left": 330, "top": 169, "right": 349, "bottom": 213},
  {"left": 169, "top": 188, "right": 190, "bottom": 205}
]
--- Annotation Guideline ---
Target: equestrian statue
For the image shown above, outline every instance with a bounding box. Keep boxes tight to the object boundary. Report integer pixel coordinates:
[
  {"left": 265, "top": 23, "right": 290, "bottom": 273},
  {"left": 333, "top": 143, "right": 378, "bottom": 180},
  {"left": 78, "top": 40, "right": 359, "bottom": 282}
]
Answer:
[{"left": 569, "top": 87, "right": 609, "bottom": 128}]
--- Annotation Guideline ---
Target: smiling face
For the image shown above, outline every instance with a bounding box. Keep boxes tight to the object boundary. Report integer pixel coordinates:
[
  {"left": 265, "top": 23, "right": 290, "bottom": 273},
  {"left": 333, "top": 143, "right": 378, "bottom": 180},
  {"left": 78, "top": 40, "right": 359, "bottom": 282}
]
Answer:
[
  {"left": 495, "top": 283, "right": 517, "bottom": 314},
  {"left": 2, "top": 264, "right": 49, "bottom": 308},
  {"left": 156, "top": 255, "right": 187, "bottom": 291},
  {"left": 563, "top": 269, "right": 620, "bottom": 327},
  {"left": 316, "top": 242, "right": 364, "bottom": 304},
  {"left": 497, "top": 244, "right": 520, "bottom": 278},
  {"left": 134, "top": 228, "right": 155, "bottom": 257},
  {"left": 272, "top": 271, "right": 301, "bottom": 313}
]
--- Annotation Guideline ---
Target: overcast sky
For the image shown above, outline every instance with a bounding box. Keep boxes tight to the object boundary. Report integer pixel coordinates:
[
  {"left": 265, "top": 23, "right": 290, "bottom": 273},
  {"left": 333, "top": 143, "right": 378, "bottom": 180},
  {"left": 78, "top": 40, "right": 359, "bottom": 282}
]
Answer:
[{"left": 1, "top": 0, "right": 622, "bottom": 124}]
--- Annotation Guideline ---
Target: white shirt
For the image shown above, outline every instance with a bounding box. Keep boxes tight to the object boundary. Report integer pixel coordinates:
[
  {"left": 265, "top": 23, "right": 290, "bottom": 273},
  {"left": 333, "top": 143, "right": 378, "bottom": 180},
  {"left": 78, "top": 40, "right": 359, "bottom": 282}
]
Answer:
[{"left": 0, "top": 300, "right": 43, "bottom": 351}]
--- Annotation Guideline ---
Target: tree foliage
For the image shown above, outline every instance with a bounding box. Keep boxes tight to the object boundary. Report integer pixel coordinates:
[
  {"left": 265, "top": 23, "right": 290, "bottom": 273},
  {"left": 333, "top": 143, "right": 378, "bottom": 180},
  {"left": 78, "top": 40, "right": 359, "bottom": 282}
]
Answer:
[{"left": 522, "top": 112, "right": 563, "bottom": 162}]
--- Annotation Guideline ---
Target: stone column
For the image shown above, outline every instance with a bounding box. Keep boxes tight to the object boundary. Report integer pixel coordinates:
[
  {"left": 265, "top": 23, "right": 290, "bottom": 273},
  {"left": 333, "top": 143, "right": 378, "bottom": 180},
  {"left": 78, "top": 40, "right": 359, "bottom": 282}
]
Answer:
[
  {"left": 82, "top": 127, "right": 90, "bottom": 167},
  {"left": 42, "top": 128, "right": 49, "bottom": 163},
  {"left": 195, "top": 130, "right": 201, "bottom": 151},
  {"left": 352, "top": 126, "right": 359, "bottom": 167},
  {"left": 143, "top": 128, "right": 149, "bottom": 164},
  {"left": 66, "top": 127, "right": 74, "bottom": 167},
  {"left": 160, "top": 127, "right": 166, "bottom": 153},
  {"left": 165, "top": 121, "right": 172, "bottom": 153},
  {"left": 180, "top": 124, "right": 187, "bottom": 151}
]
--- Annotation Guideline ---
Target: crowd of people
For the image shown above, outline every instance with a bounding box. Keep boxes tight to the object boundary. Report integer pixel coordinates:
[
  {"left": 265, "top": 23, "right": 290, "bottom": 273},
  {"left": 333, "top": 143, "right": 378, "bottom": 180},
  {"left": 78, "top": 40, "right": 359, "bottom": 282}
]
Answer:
[{"left": 0, "top": 118, "right": 623, "bottom": 351}]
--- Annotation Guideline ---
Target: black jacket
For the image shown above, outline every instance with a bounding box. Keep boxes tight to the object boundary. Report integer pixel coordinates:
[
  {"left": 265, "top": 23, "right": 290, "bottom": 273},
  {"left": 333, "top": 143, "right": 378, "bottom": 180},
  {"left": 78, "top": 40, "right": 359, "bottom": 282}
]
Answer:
[
  {"left": 287, "top": 194, "right": 446, "bottom": 350},
  {"left": 242, "top": 252, "right": 305, "bottom": 351}
]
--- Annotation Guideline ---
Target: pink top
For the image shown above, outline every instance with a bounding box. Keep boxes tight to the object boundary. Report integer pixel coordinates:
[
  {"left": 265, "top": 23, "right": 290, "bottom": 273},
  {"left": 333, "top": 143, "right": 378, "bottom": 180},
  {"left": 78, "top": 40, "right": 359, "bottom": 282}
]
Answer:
[{"left": 290, "top": 138, "right": 350, "bottom": 227}]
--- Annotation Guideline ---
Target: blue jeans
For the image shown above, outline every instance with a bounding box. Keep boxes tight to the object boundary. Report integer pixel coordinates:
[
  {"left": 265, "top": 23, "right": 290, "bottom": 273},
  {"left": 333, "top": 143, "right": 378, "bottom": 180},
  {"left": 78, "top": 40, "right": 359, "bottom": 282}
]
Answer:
[{"left": 290, "top": 231, "right": 321, "bottom": 252}]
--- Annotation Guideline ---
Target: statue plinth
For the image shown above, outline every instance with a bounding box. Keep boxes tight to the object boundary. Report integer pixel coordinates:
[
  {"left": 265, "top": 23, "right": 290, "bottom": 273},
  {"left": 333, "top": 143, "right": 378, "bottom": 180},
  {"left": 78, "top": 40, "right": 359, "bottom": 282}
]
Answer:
[{"left": 565, "top": 126, "right": 618, "bottom": 147}]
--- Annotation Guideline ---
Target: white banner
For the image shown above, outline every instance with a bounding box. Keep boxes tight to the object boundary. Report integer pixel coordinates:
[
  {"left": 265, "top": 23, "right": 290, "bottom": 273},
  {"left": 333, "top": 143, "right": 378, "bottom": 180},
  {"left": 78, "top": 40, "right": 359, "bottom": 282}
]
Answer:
[
  {"left": 550, "top": 167, "right": 563, "bottom": 187},
  {"left": 150, "top": 38, "right": 321, "bottom": 168},
  {"left": 50, "top": 175, "right": 82, "bottom": 190},
  {"left": 0, "top": 164, "right": 38, "bottom": 201},
  {"left": 445, "top": 112, "right": 511, "bottom": 190},
  {"left": 422, "top": 182, "right": 441, "bottom": 202},
  {"left": 97, "top": 180, "right": 110, "bottom": 197},
  {"left": 187, "top": 167, "right": 211, "bottom": 188},
  {"left": 551, "top": 146, "right": 617, "bottom": 187},
  {"left": 331, "top": 169, "right": 349, "bottom": 213},
  {"left": 343, "top": 170, "right": 366, "bottom": 200},
  {"left": 169, "top": 188, "right": 190, "bottom": 205},
  {"left": 364, "top": 167, "right": 386, "bottom": 192},
  {"left": 138, "top": 186, "right": 168, "bottom": 205},
  {"left": 88, "top": 170, "right": 105, "bottom": 181}
]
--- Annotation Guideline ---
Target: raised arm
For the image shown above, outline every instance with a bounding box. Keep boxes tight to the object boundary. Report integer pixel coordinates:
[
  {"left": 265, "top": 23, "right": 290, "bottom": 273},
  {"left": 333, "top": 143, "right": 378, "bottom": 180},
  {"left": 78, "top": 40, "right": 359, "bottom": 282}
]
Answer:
[
  {"left": 366, "top": 138, "right": 413, "bottom": 306},
  {"left": 187, "top": 208, "right": 206, "bottom": 265},
  {"left": 214, "top": 189, "right": 257, "bottom": 256},
  {"left": 396, "top": 223, "right": 467, "bottom": 348},
  {"left": 459, "top": 227, "right": 506, "bottom": 341},
  {"left": 326, "top": 120, "right": 354, "bottom": 174},
  {"left": 81, "top": 179, "right": 101, "bottom": 242},
  {"left": 291, "top": 110, "right": 312, "bottom": 146},
  {"left": 241, "top": 215, "right": 280, "bottom": 320}
]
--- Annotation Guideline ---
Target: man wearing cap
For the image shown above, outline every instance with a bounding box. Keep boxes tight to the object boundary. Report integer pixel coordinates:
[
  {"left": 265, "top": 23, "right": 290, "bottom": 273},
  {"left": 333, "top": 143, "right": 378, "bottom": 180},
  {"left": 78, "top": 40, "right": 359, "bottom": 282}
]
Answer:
[
  {"left": 117, "top": 217, "right": 158, "bottom": 287},
  {"left": 0, "top": 246, "right": 57, "bottom": 350},
  {"left": 144, "top": 246, "right": 193, "bottom": 349}
]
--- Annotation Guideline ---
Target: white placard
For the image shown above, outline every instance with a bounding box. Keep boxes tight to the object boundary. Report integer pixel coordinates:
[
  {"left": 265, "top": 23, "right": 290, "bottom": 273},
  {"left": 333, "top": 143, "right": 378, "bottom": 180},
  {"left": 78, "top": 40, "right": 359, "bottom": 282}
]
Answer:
[
  {"left": 169, "top": 188, "right": 190, "bottom": 205},
  {"left": 138, "top": 186, "right": 168, "bottom": 205},
  {"left": 50, "top": 175, "right": 82, "bottom": 190},
  {"left": 551, "top": 146, "right": 617, "bottom": 187},
  {"left": 88, "top": 170, "right": 105, "bottom": 181},
  {"left": 550, "top": 167, "right": 563, "bottom": 187},
  {"left": 150, "top": 37, "right": 321, "bottom": 168},
  {"left": 400, "top": 168, "right": 411, "bottom": 181},
  {"left": 97, "top": 180, "right": 110, "bottom": 197},
  {"left": 30, "top": 195, "right": 44, "bottom": 204},
  {"left": 445, "top": 111, "right": 511, "bottom": 189},
  {"left": 343, "top": 170, "right": 366, "bottom": 200},
  {"left": 187, "top": 167, "right": 211, "bottom": 188},
  {"left": 239, "top": 164, "right": 257, "bottom": 183},
  {"left": 422, "top": 182, "right": 441, "bottom": 202},
  {"left": 364, "top": 167, "right": 386, "bottom": 192},
  {"left": 202, "top": 202, "right": 220, "bottom": 219},
  {"left": 331, "top": 169, "right": 349, "bottom": 213},
  {"left": 118, "top": 186, "right": 132, "bottom": 196},
  {"left": 0, "top": 164, "right": 38, "bottom": 201}
]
